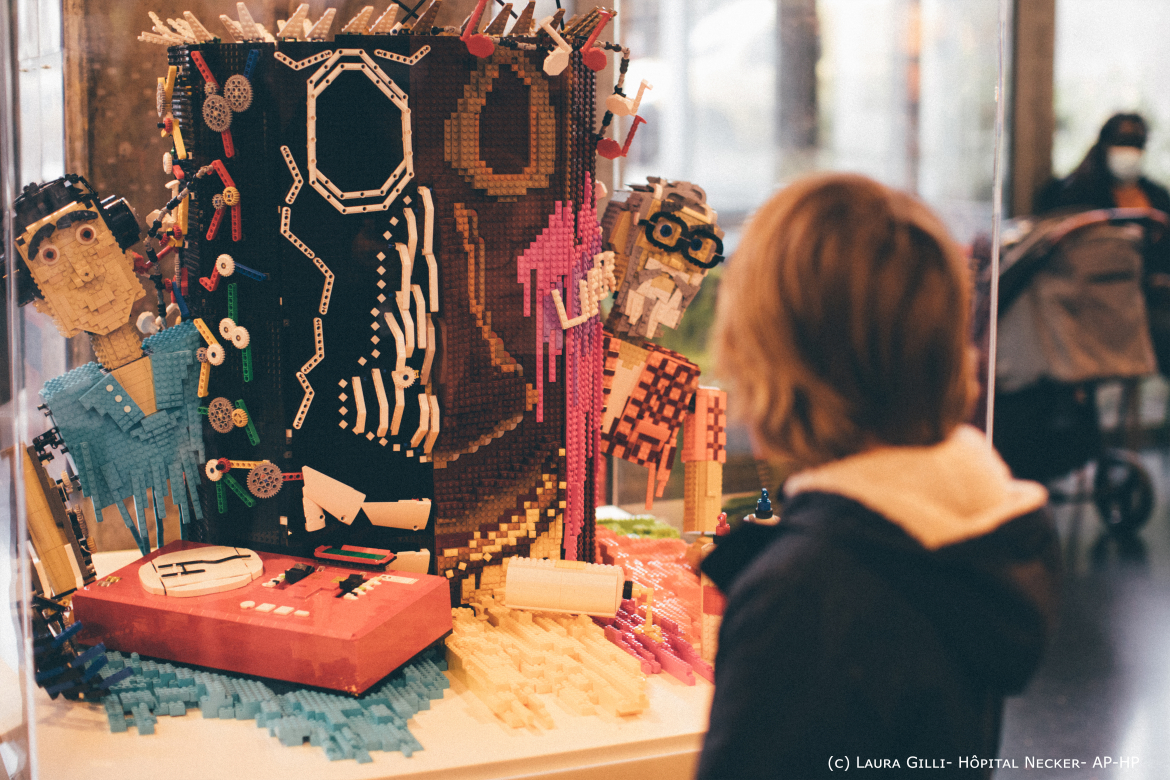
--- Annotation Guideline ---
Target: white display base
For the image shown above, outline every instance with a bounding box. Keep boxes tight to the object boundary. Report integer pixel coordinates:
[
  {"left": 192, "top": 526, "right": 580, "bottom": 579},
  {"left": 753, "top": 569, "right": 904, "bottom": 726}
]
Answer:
[
  {"left": 35, "top": 662, "right": 711, "bottom": 780},
  {"left": 35, "top": 551, "right": 713, "bottom": 779}
]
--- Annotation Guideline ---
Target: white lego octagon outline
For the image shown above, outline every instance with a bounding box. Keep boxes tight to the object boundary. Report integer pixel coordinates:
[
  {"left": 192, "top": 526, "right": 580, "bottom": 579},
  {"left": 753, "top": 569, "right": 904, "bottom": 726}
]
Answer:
[{"left": 306, "top": 49, "right": 413, "bottom": 215}]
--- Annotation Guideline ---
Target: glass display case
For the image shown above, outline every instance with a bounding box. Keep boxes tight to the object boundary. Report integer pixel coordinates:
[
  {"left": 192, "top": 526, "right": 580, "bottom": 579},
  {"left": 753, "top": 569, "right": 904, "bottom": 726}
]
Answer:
[{"left": 3, "top": 0, "right": 1013, "bottom": 777}]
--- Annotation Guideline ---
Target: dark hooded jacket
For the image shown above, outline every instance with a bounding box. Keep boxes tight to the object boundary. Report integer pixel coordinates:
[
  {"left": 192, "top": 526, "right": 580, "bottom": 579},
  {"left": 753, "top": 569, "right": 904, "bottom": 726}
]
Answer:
[{"left": 698, "top": 426, "right": 1060, "bottom": 779}]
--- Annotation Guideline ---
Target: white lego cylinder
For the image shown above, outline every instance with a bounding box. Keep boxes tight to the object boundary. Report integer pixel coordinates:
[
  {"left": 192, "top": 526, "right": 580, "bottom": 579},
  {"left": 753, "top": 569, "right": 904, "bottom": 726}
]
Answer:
[{"left": 504, "top": 557, "right": 625, "bottom": 617}]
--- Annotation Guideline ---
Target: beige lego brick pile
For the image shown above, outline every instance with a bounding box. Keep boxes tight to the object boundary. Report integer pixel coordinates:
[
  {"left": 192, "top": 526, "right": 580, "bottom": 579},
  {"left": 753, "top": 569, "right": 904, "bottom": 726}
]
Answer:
[{"left": 446, "top": 569, "right": 649, "bottom": 729}]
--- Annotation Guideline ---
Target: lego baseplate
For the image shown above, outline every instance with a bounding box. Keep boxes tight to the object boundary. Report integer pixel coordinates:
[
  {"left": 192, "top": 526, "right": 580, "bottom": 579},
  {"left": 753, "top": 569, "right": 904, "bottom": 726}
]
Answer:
[{"left": 72, "top": 540, "right": 452, "bottom": 694}]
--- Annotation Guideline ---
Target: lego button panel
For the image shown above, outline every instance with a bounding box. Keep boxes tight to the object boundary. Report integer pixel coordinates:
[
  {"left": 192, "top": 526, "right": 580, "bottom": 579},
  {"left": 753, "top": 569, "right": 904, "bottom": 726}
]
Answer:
[
  {"left": 73, "top": 541, "right": 453, "bottom": 693},
  {"left": 138, "top": 545, "right": 262, "bottom": 597}
]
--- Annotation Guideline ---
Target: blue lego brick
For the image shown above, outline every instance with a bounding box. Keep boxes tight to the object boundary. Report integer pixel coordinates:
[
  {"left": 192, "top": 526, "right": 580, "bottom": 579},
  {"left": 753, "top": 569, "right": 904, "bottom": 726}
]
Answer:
[
  {"left": 131, "top": 702, "right": 156, "bottom": 735},
  {"left": 91, "top": 648, "right": 448, "bottom": 762},
  {"left": 40, "top": 321, "right": 207, "bottom": 556}
]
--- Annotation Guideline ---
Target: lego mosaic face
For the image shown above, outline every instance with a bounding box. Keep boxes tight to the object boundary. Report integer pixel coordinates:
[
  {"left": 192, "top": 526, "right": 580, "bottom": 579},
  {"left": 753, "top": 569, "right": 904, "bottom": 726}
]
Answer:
[
  {"left": 604, "top": 179, "right": 724, "bottom": 341},
  {"left": 18, "top": 201, "right": 146, "bottom": 339}
]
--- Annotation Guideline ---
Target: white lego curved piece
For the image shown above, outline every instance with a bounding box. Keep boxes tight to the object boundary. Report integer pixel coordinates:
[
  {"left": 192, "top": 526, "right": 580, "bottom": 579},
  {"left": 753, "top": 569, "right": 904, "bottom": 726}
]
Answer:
[
  {"left": 383, "top": 313, "right": 408, "bottom": 435},
  {"left": 412, "top": 285, "right": 426, "bottom": 348},
  {"left": 302, "top": 466, "right": 365, "bottom": 525},
  {"left": 371, "top": 368, "right": 389, "bottom": 437},
  {"left": 383, "top": 312, "right": 407, "bottom": 371},
  {"left": 139, "top": 546, "right": 263, "bottom": 598},
  {"left": 420, "top": 315, "right": 436, "bottom": 384},
  {"left": 405, "top": 208, "right": 418, "bottom": 265},
  {"left": 352, "top": 375, "right": 367, "bottom": 434},
  {"left": 411, "top": 392, "right": 429, "bottom": 448},
  {"left": 360, "top": 498, "right": 431, "bottom": 531},
  {"left": 424, "top": 394, "right": 440, "bottom": 454},
  {"left": 419, "top": 187, "right": 438, "bottom": 312}
]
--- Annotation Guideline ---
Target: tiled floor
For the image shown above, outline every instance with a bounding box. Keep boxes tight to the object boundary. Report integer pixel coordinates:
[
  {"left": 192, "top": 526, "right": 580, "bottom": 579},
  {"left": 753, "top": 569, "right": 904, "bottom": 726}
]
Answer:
[{"left": 998, "top": 450, "right": 1170, "bottom": 778}]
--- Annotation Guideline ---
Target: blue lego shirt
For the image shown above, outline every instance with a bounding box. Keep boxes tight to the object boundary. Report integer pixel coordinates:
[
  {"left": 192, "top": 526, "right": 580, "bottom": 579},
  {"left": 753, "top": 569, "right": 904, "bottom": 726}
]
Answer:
[{"left": 41, "top": 321, "right": 206, "bottom": 554}]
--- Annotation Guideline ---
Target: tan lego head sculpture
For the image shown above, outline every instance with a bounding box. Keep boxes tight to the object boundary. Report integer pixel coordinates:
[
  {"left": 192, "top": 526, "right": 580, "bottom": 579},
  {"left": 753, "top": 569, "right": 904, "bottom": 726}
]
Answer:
[
  {"left": 13, "top": 177, "right": 146, "bottom": 369},
  {"left": 602, "top": 177, "right": 724, "bottom": 340}
]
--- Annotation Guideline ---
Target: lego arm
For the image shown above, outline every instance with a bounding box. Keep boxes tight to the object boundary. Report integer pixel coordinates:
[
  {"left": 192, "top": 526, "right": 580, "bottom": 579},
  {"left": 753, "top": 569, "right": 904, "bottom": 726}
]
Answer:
[{"left": 681, "top": 387, "right": 728, "bottom": 534}]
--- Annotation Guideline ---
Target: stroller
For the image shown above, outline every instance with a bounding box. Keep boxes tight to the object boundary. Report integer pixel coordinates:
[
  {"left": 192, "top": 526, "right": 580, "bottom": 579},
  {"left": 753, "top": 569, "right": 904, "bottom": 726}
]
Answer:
[{"left": 990, "top": 207, "right": 1169, "bottom": 534}]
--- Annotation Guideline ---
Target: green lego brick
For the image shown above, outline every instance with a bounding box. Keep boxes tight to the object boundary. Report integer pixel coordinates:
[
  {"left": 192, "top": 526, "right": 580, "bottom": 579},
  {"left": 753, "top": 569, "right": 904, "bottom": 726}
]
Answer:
[
  {"left": 222, "top": 473, "right": 255, "bottom": 508},
  {"left": 234, "top": 399, "right": 260, "bottom": 446}
]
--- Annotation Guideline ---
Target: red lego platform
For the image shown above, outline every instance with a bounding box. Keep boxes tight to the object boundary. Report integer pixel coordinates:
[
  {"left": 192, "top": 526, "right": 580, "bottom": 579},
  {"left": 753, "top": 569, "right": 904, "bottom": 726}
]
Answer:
[{"left": 72, "top": 541, "right": 452, "bottom": 694}]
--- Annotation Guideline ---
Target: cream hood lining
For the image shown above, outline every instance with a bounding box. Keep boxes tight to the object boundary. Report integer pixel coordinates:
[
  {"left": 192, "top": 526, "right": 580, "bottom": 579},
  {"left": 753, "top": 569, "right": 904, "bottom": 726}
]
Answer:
[{"left": 784, "top": 425, "right": 1048, "bottom": 550}]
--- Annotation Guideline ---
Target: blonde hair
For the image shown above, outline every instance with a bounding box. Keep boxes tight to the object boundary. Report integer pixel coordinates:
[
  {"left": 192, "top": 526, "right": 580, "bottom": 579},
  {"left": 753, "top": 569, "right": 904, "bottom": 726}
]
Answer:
[{"left": 714, "top": 173, "right": 973, "bottom": 469}]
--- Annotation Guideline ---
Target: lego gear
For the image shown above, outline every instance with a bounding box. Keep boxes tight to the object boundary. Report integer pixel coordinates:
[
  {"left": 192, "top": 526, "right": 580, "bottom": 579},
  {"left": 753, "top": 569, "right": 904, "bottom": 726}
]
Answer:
[
  {"left": 212, "top": 193, "right": 225, "bottom": 210},
  {"left": 230, "top": 326, "right": 250, "bottom": 349},
  {"left": 207, "top": 397, "right": 235, "bottom": 433},
  {"left": 163, "top": 151, "right": 173, "bottom": 174},
  {"left": 196, "top": 347, "right": 208, "bottom": 363},
  {"left": 206, "top": 343, "right": 226, "bottom": 366},
  {"left": 216, "top": 254, "right": 236, "bottom": 276},
  {"left": 156, "top": 81, "right": 167, "bottom": 116},
  {"left": 203, "top": 95, "right": 232, "bottom": 132},
  {"left": 246, "top": 461, "right": 282, "bottom": 498},
  {"left": 231, "top": 407, "right": 249, "bottom": 428},
  {"left": 222, "top": 187, "right": 240, "bottom": 206},
  {"left": 219, "top": 317, "right": 237, "bottom": 339},
  {"left": 205, "top": 459, "right": 224, "bottom": 481},
  {"left": 224, "top": 74, "right": 253, "bottom": 112},
  {"left": 391, "top": 368, "right": 417, "bottom": 389}
]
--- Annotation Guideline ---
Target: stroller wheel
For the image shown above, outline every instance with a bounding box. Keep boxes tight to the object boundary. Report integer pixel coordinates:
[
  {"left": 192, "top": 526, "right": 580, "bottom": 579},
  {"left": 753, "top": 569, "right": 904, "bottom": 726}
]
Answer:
[{"left": 1093, "top": 449, "right": 1154, "bottom": 534}]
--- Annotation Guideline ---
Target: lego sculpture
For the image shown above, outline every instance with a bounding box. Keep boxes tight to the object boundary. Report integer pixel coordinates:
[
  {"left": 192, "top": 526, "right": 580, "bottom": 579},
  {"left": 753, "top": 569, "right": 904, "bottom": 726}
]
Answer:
[
  {"left": 13, "top": 176, "right": 207, "bottom": 558},
  {"left": 85, "top": 0, "right": 695, "bottom": 611},
  {"left": 8, "top": 0, "right": 740, "bottom": 736},
  {"left": 598, "top": 179, "right": 729, "bottom": 532}
]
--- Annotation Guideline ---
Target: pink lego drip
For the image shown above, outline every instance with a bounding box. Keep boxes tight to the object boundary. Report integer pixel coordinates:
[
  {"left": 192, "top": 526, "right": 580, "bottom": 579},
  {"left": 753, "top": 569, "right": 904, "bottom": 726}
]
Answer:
[
  {"left": 516, "top": 201, "right": 575, "bottom": 423},
  {"left": 516, "top": 176, "right": 605, "bottom": 560},
  {"left": 562, "top": 175, "right": 604, "bottom": 559}
]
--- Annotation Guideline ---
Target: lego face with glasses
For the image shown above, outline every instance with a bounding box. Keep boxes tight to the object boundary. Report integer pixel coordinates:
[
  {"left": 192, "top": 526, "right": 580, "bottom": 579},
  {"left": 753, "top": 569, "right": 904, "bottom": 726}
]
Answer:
[
  {"left": 603, "top": 178, "right": 725, "bottom": 340},
  {"left": 17, "top": 201, "right": 145, "bottom": 339}
]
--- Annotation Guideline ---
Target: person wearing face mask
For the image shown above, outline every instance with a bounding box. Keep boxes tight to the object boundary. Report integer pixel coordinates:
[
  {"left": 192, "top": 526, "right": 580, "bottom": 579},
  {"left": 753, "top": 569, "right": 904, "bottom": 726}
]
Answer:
[
  {"left": 1034, "top": 113, "right": 1170, "bottom": 378},
  {"left": 1036, "top": 113, "right": 1170, "bottom": 216}
]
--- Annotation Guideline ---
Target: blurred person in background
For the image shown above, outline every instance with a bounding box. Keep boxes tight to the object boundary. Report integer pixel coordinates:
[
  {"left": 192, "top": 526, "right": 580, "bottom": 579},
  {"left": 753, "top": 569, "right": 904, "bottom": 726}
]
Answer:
[
  {"left": 1036, "top": 113, "right": 1170, "bottom": 215},
  {"left": 1037, "top": 114, "right": 1170, "bottom": 376}
]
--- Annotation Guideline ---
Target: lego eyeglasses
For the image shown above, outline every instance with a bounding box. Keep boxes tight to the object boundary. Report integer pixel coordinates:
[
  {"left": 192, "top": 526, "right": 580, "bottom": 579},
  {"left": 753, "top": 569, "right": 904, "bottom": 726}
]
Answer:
[{"left": 641, "top": 211, "right": 725, "bottom": 269}]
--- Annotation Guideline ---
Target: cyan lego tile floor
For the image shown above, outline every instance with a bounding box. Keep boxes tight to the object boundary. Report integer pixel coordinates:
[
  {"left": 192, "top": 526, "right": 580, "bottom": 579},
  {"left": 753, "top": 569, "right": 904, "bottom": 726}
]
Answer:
[{"left": 998, "top": 450, "right": 1170, "bottom": 779}]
